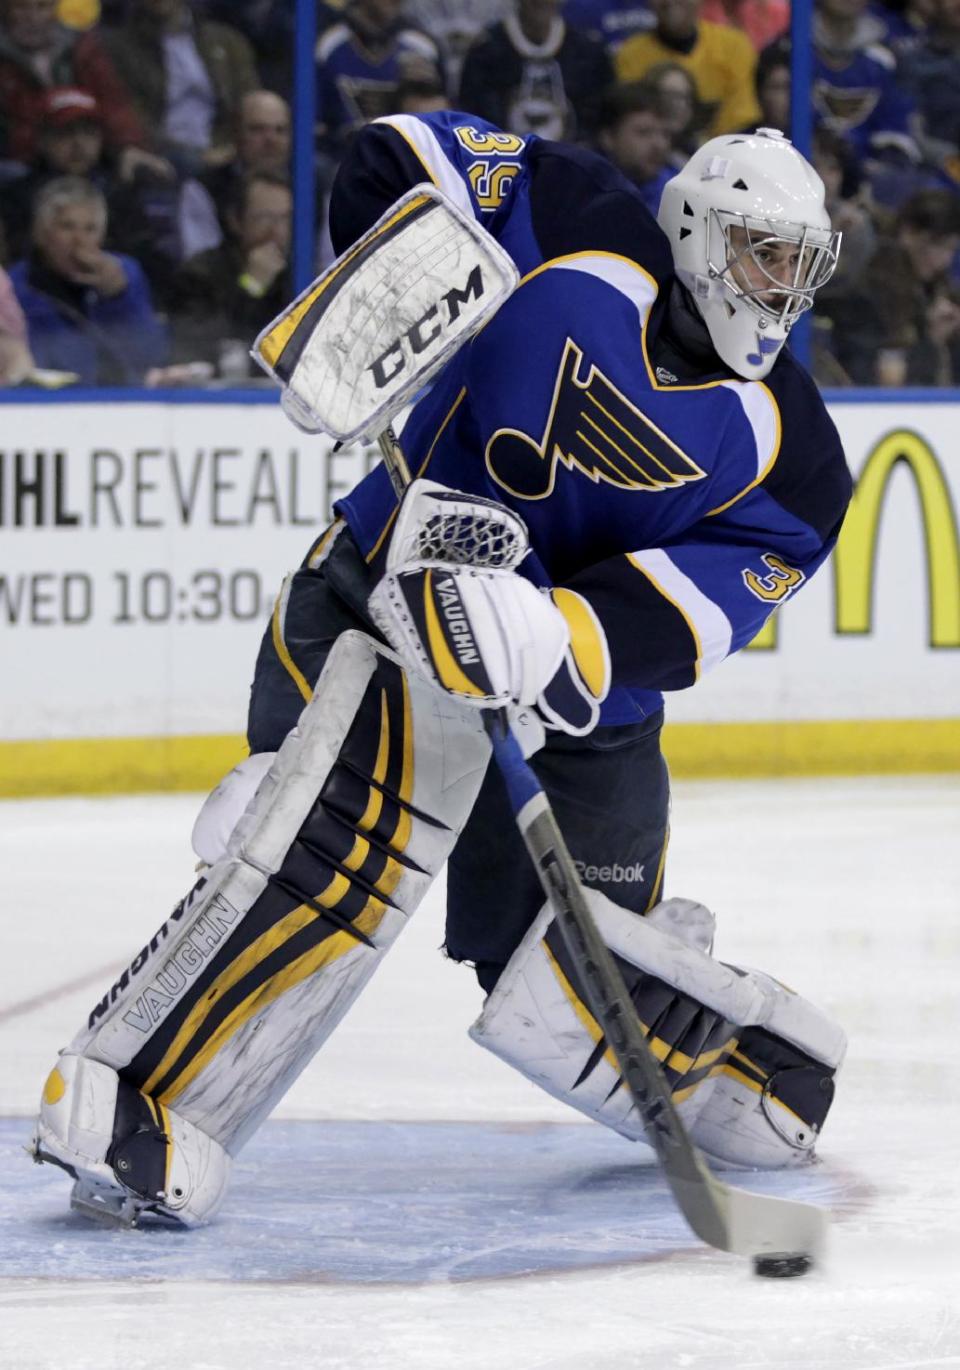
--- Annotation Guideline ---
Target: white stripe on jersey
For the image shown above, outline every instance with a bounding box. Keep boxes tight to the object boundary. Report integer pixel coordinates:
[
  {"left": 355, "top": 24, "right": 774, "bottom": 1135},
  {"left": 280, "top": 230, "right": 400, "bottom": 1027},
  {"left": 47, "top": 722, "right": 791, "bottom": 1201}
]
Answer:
[
  {"left": 315, "top": 22, "right": 349, "bottom": 62},
  {"left": 628, "top": 548, "right": 733, "bottom": 676},
  {"left": 373, "top": 115, "right": 476, "bottom": 221},
  {"left": 550, "top": 254, "right": 658, "bottom": 324},
  {"left": 719, "top": 379, "right": 780, "bottom": 484}
]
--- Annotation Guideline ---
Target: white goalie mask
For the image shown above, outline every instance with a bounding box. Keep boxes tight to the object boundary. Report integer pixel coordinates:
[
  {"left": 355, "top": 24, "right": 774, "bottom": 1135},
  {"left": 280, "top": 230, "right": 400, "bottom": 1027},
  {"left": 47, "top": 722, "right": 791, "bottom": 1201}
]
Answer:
[{"left": 658, "top": 128, "right": 841, "bottom": 381}]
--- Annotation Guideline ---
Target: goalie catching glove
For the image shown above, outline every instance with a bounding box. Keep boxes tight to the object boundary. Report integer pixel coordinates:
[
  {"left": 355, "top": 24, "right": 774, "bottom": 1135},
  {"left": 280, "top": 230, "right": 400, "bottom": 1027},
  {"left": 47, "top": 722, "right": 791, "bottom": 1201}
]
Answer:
[{"left": 367, "top": 481, "right": 611, "bottom": 736}]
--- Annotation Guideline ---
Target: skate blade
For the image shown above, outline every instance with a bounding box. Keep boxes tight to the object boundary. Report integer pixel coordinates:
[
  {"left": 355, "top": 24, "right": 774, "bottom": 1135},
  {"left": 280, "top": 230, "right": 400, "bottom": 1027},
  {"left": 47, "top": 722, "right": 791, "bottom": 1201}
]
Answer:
[{"left": 70, "top": 1180, "right": 144, "bottom": 1229}]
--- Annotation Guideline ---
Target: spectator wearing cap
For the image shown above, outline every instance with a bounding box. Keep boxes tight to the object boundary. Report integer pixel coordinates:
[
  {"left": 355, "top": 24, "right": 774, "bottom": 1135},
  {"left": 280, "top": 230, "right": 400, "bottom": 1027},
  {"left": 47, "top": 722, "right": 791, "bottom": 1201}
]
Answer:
[
  {"left": 0, "top": 85, "right": 207, "bottom": 306},
  {"left": 615, "top": 0, "right": 761, "bottom": 138},
  {"left": 594, "top": 83, "right": 675, "bottom": 216},
  {"left": 2, "top": 85, "right": 105, "bottom": 257},
  {"left": 8, "top": 174, "right": 168, "bottom": 383},
  {"left": 100, "top": 0, "right": 259, "bottom": 179},
  {"left": 0, "top": 261, "right": 34, "bottom": 381},
  {"left": 0, "top": 0, "right": 166, "bottom": 176}
]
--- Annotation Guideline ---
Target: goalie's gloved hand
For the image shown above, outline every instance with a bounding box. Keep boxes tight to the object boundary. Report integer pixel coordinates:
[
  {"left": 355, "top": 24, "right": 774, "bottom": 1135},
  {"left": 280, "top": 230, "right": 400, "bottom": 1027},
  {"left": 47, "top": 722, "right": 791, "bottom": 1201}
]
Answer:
[{"left": 368, "top": 561, "right": 610, "bottom": 736}]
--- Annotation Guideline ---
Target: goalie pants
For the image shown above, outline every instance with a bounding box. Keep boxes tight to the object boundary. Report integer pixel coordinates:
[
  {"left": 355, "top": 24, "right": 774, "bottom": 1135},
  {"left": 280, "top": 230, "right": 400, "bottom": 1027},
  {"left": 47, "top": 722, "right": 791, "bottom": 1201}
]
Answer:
[{"left": 249, "top": 525, "right": 671, "bottom": 991}]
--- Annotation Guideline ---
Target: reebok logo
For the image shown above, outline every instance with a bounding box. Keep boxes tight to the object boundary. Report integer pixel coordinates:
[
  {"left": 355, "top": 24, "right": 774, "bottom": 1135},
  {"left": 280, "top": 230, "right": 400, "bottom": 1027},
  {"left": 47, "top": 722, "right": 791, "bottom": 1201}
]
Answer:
[
  {"left": 436, "top": 576, "right": 480, "bottom": 665},
  {"left": 574, "top": 860, "right": 645, "bottom": 885}
]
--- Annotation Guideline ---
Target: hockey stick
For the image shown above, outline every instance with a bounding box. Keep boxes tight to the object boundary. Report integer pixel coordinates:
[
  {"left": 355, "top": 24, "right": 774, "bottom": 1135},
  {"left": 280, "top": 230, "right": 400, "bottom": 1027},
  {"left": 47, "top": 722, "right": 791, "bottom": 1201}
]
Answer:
[
  {"left": 375, "top": 431, "right": 826, "bottom": 1269},
  {"left": 260, "top": 190, "right": 826, "bottom": 1267}
]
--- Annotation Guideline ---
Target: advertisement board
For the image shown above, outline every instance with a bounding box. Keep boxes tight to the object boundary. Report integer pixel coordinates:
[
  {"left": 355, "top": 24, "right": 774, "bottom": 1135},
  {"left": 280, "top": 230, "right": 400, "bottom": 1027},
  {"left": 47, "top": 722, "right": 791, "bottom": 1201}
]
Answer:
[{"left": 1, "top": 397, "right": 957, "bottom": 792}]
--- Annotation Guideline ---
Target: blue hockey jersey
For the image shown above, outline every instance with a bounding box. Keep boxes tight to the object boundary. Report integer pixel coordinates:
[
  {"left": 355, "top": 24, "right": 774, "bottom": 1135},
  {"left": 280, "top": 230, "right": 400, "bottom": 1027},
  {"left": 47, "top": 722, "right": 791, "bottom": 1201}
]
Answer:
[{"left": 332, "top": 112, "right": 852, "bottom": 725}]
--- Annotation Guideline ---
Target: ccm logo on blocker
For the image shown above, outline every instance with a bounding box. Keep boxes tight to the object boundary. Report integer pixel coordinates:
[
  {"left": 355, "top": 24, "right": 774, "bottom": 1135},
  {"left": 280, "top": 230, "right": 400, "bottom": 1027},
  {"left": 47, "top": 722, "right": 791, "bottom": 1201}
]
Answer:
[{"left": 367, "top": 265, "right": 486, "bottom": 390}]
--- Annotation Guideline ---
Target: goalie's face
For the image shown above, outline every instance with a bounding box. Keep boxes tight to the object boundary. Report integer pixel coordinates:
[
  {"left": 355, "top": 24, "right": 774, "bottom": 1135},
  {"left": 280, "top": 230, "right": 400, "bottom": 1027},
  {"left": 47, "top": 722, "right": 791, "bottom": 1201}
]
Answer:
[{"left": 713, "top": 215, "right": 839, "bottom": 326}]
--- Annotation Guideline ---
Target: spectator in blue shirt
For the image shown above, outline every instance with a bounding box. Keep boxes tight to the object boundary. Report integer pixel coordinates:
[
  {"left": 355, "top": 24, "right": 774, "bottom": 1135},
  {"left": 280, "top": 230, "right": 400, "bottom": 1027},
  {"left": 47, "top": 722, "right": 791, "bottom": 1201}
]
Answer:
[
  {"left": 8, "top": 174, "right": 167, "bottom": 384},
  {"left": 594, "top": 82, "right": 674, "bottom": 216},
  {"left": 807, "top": 0, "right": 920, "bottom": 162},
  {"left": 898, "top": 0, "right": 960, "bottom": 163},
  {"left": 316, "top": 0, "right": 444, "bottom": 154},
  {"left": 562, "top": 0, "right": 654, "bottom": 53}
]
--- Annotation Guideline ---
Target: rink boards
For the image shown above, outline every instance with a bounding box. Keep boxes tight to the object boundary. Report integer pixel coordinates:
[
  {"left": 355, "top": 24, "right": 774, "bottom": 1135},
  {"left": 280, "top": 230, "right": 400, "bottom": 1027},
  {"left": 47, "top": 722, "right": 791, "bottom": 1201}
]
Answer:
[{"left": 0, "top": 393, "right": 958, "bottom": 792}]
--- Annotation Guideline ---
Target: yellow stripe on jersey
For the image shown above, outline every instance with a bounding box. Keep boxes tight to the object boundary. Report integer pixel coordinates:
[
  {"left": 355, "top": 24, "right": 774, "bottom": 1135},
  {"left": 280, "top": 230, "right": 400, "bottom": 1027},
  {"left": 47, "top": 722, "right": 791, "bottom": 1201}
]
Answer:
[{"left": 271, "top": 575, "right": 314, "bottom": 704}]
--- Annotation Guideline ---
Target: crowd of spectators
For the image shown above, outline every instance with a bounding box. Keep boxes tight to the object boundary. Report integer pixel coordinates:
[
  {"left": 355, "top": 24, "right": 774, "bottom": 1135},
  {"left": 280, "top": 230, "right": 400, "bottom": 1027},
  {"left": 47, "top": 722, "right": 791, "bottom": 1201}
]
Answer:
[{"left": 1, "top": 0, "right": 960, "bottom": 387}]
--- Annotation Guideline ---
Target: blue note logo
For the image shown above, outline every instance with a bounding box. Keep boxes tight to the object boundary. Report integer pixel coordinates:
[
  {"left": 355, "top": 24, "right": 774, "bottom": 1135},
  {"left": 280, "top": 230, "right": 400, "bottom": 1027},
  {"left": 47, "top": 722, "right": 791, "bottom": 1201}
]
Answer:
[{"left": 485, "top": 338, "right": 705, "bottom": 500}]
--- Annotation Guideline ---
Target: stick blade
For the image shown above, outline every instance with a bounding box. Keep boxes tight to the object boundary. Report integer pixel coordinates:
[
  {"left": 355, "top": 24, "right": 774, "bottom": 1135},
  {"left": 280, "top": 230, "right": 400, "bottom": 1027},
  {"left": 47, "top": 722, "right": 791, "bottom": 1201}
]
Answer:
[{"left": 719, "top": 1176, "right": 828, "bottom": 1261}]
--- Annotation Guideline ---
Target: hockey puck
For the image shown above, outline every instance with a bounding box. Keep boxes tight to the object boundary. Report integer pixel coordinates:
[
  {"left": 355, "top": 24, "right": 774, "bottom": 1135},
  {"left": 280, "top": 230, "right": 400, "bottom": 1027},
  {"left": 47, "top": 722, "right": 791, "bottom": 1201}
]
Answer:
[{"left": 752, "top": 1252, "right": 812, "bottom": 1279}]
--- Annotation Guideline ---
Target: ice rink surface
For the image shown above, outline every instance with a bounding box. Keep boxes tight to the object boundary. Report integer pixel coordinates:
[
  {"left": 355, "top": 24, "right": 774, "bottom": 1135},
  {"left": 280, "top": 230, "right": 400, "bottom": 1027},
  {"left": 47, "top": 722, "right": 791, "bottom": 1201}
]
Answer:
[{"left": 1, "top": 776, "right": 958, "bottom": 1370}]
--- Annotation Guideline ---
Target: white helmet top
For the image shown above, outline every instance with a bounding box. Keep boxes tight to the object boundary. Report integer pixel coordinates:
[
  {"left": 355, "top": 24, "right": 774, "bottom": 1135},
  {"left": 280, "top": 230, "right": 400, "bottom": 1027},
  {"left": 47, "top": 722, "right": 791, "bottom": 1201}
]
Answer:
[{"left": 657, "top": 128, "right": 841, "bottom": 381}]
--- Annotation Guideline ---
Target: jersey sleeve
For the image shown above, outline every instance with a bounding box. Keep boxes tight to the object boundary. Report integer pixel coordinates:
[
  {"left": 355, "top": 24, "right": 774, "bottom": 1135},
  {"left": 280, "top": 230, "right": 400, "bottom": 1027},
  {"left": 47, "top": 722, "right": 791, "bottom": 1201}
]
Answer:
[
  {"left": 561, "top": 487, "right": 848, "bottom": 691},
  {"left": 327, "top": 111, "right": 533, "bottom": 256},
  {"left": 560, "top": 373, "right": 853, "bottom": 692}
]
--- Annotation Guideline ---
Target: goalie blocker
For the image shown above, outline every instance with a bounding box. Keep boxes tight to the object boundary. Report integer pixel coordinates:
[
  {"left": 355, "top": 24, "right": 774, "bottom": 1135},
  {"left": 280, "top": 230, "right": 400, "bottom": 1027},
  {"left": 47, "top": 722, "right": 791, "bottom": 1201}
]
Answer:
[{"left": 34, "top": 631, "right": 491, "bottom": 1225}]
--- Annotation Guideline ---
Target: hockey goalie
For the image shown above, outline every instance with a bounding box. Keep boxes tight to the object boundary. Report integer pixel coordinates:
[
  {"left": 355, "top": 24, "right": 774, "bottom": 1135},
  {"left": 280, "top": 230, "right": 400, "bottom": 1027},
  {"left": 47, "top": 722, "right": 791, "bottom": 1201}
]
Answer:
[{"left": 32, "top": 113, "right": 851, "bottom": 1228}]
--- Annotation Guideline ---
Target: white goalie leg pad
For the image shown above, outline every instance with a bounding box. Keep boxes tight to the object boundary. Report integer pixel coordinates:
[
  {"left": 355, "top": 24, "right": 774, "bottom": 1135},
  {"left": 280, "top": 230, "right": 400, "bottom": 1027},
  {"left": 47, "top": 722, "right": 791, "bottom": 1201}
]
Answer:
[
  {"left": 470, "top": 893, "right": 845, "bottom": 1169},
  {"left": 50, "top": 631, "right": 490, "bottom": 1166},
  {"left": 34, "top": 1054, "right": 230, "bottom": 1227},
  {"left": 686, "top": 965, "right": 846, "bottom": 1169}
]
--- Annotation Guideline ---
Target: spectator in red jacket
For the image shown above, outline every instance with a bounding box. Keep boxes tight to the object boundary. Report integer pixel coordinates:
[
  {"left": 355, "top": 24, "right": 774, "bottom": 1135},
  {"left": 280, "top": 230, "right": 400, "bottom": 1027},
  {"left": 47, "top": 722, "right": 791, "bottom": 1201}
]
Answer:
[
  {"left": 1, "top": 85, "right": 196, "bottom": 306},
  {"left": 0, "top": 0, "right": 168, "bottom": 178}
]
